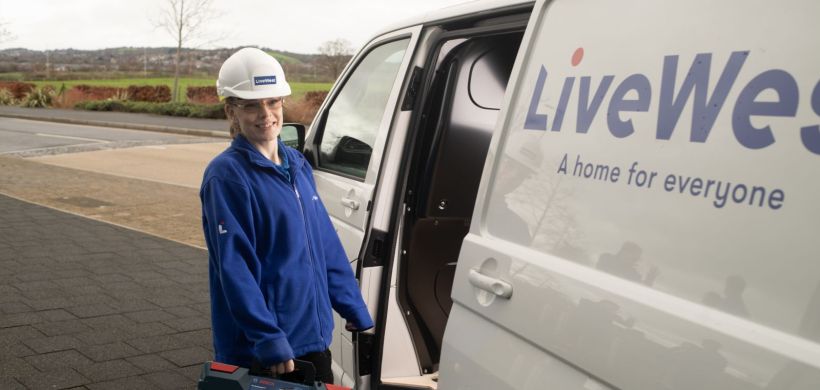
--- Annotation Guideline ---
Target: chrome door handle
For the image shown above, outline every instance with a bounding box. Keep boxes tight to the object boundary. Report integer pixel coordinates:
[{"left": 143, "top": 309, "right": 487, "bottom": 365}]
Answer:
[
  {"left": 468, "top": 269, "right": 513, "bottom": 299},
  {"left": 341, "top": 197, "right": 360, "bottom": 210}
]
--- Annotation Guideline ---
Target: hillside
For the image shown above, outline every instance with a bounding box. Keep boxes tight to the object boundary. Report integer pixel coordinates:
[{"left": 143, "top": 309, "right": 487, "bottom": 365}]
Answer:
[{"left": 0, "top": 47, "right": 348, "bottom": 83}]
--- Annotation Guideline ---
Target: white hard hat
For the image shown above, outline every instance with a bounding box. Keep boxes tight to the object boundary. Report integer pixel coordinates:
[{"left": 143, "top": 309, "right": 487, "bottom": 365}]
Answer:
[{"left": 217, "top": 47, "right": 292, "bottom": 99}]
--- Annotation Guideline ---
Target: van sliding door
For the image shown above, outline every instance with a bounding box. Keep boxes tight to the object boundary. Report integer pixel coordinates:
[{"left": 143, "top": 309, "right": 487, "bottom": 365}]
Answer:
[{"left": 440, "top": 0, "right": 820, "bottom": 389}]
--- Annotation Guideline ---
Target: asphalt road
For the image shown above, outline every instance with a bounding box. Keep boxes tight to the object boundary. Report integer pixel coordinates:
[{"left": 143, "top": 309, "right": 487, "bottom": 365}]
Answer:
[
  {"left": 0, "top": 117, "right": 215, "bottom": 157},
  {"left": 0, "top": 106, "right": 228, "bottom": 135}
]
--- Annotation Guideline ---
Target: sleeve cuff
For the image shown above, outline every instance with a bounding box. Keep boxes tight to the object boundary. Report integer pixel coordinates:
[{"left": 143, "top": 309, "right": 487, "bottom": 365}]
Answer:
[
  {"left": 347, "top": 305, "right": 375, "bottom": 331},
  {"left": 254, "top": 336, "right": 294, "bottom": 366}
]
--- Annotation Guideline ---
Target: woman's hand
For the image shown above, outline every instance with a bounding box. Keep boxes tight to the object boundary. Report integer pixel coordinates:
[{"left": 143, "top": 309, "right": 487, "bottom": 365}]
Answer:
[{"left": 271, "top": 359, "right": 295, "bottom": 374}]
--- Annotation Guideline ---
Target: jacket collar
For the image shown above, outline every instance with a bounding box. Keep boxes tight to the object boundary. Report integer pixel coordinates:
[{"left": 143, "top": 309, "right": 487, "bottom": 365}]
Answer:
[{"left": 231, "top": 135, "right": 304, "bottom": 174}]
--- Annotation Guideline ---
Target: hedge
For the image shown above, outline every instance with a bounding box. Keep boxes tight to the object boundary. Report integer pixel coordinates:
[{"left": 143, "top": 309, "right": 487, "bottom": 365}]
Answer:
[
  {"left": 75, "top": 100, "right": 226, "bottom": 119},
  {"left": 0, "top": 81, "right": 36, "bottom": 99},
  {"left": 126, "top": 85, "right": 172, "bottom": 102},
  {"left": 187, "top": 86, "right": 219, "bottom": 104}
]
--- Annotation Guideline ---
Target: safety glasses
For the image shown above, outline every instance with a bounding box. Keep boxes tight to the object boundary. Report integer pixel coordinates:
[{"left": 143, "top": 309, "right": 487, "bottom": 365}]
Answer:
[{"left": 231, "top": 98, "right": 284, "bottom": 114}]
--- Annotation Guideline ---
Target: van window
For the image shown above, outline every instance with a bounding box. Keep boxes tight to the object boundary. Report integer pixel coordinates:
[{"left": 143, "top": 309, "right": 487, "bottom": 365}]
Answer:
[{"left": 318, "top": 39, "right": 410, "bottom": 179}]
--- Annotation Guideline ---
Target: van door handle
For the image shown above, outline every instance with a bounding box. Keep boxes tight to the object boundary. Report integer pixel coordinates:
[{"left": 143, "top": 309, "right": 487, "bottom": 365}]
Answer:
[
  {"left": 468, "top": 269, "right": 513, "bottom": 299},
  {"left": 341, "top": 197, "right": 360, "bottom": 210}
]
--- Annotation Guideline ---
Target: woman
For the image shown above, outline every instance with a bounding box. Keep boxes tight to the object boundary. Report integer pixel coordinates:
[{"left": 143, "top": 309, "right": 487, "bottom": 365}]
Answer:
[{"left": 200, "top": 47, "right": 373, "bottom": 384}]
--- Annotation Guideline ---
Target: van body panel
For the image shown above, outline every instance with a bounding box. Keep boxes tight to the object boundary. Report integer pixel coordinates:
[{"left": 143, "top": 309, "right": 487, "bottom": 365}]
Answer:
[
  {"left": 439, "top": 304, "right": 613, "bottom": 390},
  {"left": 446, "top": 235, "right": 820, "bottom": 389},
  {"left": 441, "top": 0, "right": 820, "bottom": 388}
]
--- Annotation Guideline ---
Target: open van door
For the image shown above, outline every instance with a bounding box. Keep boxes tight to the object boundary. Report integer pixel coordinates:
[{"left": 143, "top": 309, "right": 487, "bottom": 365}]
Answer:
[{"left": 303, "top": 26, "right": 423, "bottom": 388}]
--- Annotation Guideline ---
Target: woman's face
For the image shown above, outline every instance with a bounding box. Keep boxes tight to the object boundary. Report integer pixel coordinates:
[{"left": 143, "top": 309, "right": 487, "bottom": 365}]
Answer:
[{"left": 226, "top": 97, "right": 284, "bottom": 145}]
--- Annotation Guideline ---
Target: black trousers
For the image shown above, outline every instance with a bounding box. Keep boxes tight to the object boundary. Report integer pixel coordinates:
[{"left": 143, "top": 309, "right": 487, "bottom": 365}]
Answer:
[{"left": 251, "top": 349, "right": 334, "bottom": 385}]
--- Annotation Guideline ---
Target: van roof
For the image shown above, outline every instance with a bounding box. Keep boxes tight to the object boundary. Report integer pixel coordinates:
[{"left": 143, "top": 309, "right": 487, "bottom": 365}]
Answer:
[{"left": 372, "top": 0, "right": 535, "bottom": 40}]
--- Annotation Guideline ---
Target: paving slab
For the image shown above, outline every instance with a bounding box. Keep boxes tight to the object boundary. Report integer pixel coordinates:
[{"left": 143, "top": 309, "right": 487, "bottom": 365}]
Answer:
[
  {"left": 0, "top": 195, "right": 211, "bottom": 389},
  {"left": 16, "top": 367, "right": 90, "bottom": 390},
  {"left": 29, "top": 142, "right": 229, "bottom": 189}
]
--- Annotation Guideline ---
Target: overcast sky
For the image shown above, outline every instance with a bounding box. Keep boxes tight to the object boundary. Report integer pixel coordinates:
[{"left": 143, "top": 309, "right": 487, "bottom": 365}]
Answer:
[{"left": 0, "top": 0, "right": 469, "bottom": 53}]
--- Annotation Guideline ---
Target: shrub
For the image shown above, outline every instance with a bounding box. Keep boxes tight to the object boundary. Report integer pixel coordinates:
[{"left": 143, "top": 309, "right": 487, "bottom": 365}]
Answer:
[
  {"left": 53, "top": 88, "right": 89, "bottom": 109},
  {"left": 74, "top": 100, "right": 126, "bottom": 111},
  {"left": 75, "top": 100, "right": 226, "bottom": 119},
  {"left": 55, "top": 83, "right": 68, "bottom": 98},
  {"left": 20, "top": 88, "right": 55, "bottom": 108},
  {"left": 282, "top": 90, "right": 328, "bottom": 125},
  {"left": 303, "top": 90, "right": 329, "bottom": 107},
  {"left": 0, "top": 82, "right": 36, "bottom": 99},
  {"left": 187, "top": 86, "right": 219, "bottom": 104},
  {"left": 67, "top": 85, "right": 171, "bottom": 104},
  {"left": 0, "top": 88, "right": 15, "bottom": 105},
  {"left": 195, "top": 103, "right": 227, "bottom": 119},
  {"left": 72, "top": 85, "right": 125, "bottom": 101},
  {"left": 108, "top": 89, "right": 130, "bottom": 102},
  {"left": 127, "top": 85, "right": 172, "bottom": 103}
]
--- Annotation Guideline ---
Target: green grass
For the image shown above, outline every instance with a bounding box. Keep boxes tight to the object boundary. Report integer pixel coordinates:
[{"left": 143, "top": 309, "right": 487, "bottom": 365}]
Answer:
[
  {"left": 0, "top": 72, "right": 26, "bottom": 81},
  {"left": 288, "top": 82, "right": 333, "bottom": 100},
  {"left": 28, "top": 78, "right": 332, "bottom": 101},
  {"left": 266, "top": 52, "right": 302, "bottom": 66}
]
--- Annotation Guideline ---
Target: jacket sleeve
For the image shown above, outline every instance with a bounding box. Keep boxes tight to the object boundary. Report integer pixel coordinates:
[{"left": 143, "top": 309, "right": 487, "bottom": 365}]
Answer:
[
  {"left": 201, "top": 176, "right": 295, "bottom": 365},
  {"left": 321, "top": 211, "right": 374, "bottom": 330},
  {"left": 302, "top": 163, "right": 374, "bottom": 331}
]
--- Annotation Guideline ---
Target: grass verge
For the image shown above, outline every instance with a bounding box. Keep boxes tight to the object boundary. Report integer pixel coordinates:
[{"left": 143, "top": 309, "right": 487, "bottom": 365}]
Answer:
[{"left": 29, "top": 78, "right": 332, "bottom": 102}]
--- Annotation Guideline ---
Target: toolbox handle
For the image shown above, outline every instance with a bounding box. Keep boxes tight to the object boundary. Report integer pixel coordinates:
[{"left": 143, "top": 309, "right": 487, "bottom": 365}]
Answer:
[
  {"left": 291, "top": 359, "right": 316, "bottom": 384},
  {"left": 249, "top": 358, "right": 319, "bottom": 385}
]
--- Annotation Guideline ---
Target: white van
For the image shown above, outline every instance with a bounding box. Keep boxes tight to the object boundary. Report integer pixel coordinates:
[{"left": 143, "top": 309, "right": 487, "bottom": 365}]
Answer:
[{"left": 288, "top": 0, "right": 820, "bottom": 388}]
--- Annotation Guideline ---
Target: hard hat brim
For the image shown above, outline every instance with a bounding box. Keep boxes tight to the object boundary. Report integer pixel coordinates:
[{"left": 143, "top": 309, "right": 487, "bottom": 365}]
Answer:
[{"left": 223, "top": 85, "right": 292, "bottom": 100}]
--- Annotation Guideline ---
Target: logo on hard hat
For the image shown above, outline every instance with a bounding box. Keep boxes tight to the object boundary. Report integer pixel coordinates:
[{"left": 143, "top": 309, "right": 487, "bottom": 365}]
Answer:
[{"left": 253, "top": 76, "right": 277, "bottom": 86}]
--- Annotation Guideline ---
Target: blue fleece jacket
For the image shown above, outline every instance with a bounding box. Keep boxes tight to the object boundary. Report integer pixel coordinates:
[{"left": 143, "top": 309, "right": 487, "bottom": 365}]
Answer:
[{"left": 200, "top": 135, "right": 374, "bottom": 367}]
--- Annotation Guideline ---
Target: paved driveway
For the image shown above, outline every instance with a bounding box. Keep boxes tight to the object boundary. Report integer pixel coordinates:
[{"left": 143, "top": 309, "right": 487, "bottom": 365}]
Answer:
[{"left": 0, "top": 194, "right": 212, "bottom": 390}]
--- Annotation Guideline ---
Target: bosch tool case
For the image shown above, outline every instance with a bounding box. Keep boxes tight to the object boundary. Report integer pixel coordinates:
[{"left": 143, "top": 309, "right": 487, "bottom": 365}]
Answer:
[{"left": 198, "top": 360, "right": 349, "bottom": 390}]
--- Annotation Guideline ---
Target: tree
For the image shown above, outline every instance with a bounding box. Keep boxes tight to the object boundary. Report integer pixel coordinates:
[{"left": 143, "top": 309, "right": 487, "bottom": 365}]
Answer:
[
  {"left": 155, "top": 0, "right": 217, "bottom": 102},
  {"left": 317, "top": 39, "right": 354, "bottom": 79}
]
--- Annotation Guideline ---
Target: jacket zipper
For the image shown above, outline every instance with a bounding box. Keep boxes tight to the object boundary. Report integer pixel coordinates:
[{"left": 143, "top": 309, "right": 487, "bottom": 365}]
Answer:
[{"left": 291, "top": 179, "right": 326, "bottom": 344}]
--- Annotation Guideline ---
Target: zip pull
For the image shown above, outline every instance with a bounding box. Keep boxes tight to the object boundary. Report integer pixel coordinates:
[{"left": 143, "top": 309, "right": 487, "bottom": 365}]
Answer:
[{"left": 293, "top": 185, "right": 301, "bottom": 199}]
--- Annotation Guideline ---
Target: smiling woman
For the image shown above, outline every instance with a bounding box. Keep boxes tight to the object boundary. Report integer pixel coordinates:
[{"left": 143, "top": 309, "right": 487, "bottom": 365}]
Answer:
[{"left": 200, "top": 47, "right": 374, "bottom": 385}]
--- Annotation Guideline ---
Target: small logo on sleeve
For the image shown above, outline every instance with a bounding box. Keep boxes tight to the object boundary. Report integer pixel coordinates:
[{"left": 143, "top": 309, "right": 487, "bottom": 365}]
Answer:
[
  {"left": 253, "top": 75, "right": 277, "bottom": 86},
  {"left": 218, "top": 221, "right": 228, "bottom": 235}
]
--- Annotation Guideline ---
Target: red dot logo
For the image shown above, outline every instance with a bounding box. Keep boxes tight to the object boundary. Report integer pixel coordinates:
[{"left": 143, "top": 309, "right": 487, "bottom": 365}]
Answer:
[{"left": 571, "top": 47, "right": 584, "bottom": 67}]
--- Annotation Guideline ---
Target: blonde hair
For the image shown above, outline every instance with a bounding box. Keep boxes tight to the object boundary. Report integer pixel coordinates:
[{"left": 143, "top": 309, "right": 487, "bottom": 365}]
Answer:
[
  {"left": 225, "top": 97, "right": 240, "bottom": 139},
  {"left": 229, "top": 121, "right": 241, "bottom": 139}
]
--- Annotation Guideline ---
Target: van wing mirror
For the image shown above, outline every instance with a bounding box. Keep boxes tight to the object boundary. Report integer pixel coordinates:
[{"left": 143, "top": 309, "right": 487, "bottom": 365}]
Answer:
[{"left": 280, "top": 123, "right": 306, "bottom": 152}]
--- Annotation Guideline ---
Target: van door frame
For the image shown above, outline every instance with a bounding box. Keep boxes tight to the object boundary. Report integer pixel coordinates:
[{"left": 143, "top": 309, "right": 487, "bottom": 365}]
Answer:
[
  {"left": 363, "top": 6, "right": 535, "bottom": 389},
  {"left": 303, "top": 25, "right": 424, "bottom": 388}
]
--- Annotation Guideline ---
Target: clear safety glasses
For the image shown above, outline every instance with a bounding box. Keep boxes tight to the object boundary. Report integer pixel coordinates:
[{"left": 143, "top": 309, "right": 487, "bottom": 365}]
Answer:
[{"left": 232, "top": 98, "right": 284, "bottom": 115}]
